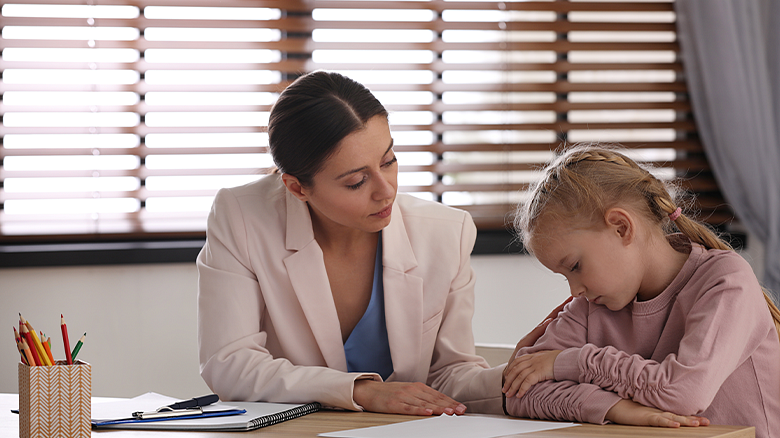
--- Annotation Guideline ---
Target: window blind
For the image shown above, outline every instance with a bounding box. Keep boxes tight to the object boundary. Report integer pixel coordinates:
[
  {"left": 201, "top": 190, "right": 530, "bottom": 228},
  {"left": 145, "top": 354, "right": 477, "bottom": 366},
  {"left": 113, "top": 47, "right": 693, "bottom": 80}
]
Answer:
[{"left": 0, "top": 0, "right": 732, "bottom": 243}]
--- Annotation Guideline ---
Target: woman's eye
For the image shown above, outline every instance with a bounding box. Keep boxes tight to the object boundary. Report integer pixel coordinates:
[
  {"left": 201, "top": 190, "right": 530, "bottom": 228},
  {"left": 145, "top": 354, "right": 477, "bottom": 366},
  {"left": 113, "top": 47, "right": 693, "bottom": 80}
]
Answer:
[
  {"left": 346, "top": 178, "right": 366, "bottom": 190},
  {"left": 382, "top": 155, "right": 397, "bottom": 168}
]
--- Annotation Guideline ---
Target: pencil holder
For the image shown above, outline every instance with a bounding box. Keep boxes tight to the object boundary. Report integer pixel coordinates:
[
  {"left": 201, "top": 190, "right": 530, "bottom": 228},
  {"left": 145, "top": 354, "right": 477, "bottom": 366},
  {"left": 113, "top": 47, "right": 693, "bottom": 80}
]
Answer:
[{"left": 18, "top": 360, "right": 91, "bottom": 438}]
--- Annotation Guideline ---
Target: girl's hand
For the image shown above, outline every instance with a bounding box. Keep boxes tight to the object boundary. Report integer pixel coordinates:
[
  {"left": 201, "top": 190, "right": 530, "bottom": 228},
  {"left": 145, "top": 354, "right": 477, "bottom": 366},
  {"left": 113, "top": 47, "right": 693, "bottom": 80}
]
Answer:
[
  {"left": 353, "top": 380, "right": 466, "bottom": 416},
  {"left": 606, "top": 399, "right": 710, "bottom": 428},
  {"left": 504, "top": 297, "right": 572, "bottom": 381},
  {"left": 502, "top": 350, "right": 561, "bottom": 398}
]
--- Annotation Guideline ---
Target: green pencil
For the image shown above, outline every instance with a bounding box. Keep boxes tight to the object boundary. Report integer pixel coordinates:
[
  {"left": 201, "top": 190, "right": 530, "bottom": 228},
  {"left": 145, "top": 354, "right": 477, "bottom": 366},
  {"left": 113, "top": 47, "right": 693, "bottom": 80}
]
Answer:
[{"left": 71, "top": 333, "right": 86, "bottom": 362}]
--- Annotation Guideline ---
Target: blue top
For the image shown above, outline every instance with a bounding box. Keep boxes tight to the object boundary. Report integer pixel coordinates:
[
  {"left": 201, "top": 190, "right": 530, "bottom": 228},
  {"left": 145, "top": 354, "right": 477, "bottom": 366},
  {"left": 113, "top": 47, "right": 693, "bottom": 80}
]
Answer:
[{"left": 343, "top": 234, "right": 394, "bottom": 380}]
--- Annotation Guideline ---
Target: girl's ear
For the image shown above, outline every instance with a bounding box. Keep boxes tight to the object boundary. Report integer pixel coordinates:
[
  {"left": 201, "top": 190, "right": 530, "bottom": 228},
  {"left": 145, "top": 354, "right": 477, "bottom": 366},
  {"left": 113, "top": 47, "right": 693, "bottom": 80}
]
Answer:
[
  {"left": 281, "top": 173, "right": 309, "bottom": 202},
  {"left": 604, "top": 208, "right": 635, "bottom": 245}
]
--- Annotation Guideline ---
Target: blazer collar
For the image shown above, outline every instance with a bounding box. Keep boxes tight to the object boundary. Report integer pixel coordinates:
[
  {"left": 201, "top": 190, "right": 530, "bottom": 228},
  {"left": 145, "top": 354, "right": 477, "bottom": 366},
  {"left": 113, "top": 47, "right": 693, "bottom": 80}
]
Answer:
[
  {"left": 381, "top": 199, "right": 418, "bottom": 273},
  {"left": 285, "top": 189, "right": 315, "bottom": 251},
  {"left": 282, "top": 193, "right": 424, "bottom": 376},
  {"left": 285, "top": 192, "right": 419, "bottom": 274}
]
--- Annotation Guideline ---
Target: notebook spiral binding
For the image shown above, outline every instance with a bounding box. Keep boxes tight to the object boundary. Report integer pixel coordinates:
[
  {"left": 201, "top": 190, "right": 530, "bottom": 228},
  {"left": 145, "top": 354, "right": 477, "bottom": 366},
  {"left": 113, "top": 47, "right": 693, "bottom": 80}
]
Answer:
[{"left": 248, "top": 402, "right": 322, "bottom": 430}]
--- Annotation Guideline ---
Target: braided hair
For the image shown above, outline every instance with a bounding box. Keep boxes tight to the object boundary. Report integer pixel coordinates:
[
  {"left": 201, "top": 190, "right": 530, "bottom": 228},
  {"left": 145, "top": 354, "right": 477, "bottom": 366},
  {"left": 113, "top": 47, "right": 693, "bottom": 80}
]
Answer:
[{"left": 514, "top": 143, "right": 780, "bottom": 337}]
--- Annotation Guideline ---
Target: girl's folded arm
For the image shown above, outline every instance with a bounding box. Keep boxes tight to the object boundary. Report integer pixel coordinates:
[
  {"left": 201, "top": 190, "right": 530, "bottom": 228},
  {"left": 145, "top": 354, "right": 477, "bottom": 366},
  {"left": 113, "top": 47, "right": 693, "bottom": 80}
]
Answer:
[
  {"left": 554, "top": 271, "right": 768, "bottom": 414},
  {"left": 505, "top": 379, "right": 621, "bottom": 424}
]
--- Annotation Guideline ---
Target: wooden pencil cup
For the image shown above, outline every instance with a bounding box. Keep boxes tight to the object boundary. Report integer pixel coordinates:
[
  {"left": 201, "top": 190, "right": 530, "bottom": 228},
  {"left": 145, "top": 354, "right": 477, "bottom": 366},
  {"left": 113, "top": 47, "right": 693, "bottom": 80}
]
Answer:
[{"left": 18, "top": 360, "right": 91, "bottom": 438}]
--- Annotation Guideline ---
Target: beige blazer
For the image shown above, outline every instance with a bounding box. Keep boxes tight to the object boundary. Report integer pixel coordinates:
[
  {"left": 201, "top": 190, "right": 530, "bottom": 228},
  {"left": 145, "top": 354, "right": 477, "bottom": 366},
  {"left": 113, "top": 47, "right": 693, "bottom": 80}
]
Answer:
[{"left": 197, "top": 174, "right": 503, "bottom": 413}]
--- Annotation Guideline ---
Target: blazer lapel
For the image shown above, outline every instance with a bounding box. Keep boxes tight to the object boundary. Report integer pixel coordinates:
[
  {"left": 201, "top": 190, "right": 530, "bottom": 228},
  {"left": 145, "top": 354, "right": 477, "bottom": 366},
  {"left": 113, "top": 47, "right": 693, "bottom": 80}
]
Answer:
[
  {"left": 282, "top": 190, "right": 347, "bottom": 371},
  {"left": 382, "top": 201, "right": 425, "bottom": 381}
]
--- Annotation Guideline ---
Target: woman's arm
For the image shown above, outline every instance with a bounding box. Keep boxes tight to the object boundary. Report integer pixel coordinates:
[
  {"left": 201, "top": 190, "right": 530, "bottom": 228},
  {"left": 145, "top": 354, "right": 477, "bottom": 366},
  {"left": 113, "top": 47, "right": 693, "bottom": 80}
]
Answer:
[
  {"left": 422, "top": 212, "right": 505, "bottom": 414},
  {"left": 197, "top": 189, "right": 380, "bottom": 410},
  {"left": 198, "top": 188, "right": 467, "bottom": 415}
]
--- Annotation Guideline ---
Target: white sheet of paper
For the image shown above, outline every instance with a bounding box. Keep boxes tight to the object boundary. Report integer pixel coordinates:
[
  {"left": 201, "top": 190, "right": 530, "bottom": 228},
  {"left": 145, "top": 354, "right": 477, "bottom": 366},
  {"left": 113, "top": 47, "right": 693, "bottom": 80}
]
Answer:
[
  {"left": 318, "top": 414, "right": 578, "bottom": 438},
  {"left": 91, "top": 392, "right": 238, "bottom": 421},
  {"left": 92, "top": 392, "right": 178, "bottom": 421}
]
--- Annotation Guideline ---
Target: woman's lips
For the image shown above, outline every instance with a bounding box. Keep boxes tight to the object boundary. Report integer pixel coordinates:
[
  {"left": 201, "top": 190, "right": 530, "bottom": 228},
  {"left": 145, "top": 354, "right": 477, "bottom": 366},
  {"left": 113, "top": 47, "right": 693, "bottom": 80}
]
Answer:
[{"left": 372, "top": 204, "right": 392, "bottom": 218}]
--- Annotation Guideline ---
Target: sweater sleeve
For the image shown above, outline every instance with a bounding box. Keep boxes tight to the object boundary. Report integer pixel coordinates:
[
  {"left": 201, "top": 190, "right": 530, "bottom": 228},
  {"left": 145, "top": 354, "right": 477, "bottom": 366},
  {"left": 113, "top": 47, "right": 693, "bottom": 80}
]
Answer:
[
  {"left": 505, "top": 297, "right": 622, "bottom": 424},
  {"left": 552, "top": 253, "right": 772, "bottom": 415}
]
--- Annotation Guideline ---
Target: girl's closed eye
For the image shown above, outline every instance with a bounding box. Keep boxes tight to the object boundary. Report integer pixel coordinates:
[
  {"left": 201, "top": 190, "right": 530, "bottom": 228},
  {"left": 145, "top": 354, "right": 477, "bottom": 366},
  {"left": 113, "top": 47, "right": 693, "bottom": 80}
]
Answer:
[
  {"left": 382, "top": 155, "right": 397, "bottom": 168},
  {"left": 570, "top": 262, "right": 580, "bottom": 272}
]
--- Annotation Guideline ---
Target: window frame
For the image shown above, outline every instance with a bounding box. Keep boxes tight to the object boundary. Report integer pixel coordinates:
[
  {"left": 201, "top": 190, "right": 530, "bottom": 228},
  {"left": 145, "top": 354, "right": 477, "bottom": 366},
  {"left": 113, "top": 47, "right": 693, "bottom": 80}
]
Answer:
[{"left": 0, "top": 0, "right": 733, "bottom": 264}]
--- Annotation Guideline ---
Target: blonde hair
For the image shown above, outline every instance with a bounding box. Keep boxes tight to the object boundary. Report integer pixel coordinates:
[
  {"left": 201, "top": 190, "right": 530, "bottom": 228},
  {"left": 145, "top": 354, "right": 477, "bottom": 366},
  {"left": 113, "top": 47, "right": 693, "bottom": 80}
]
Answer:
[{"left": 514, "top": 143, "right": 780, "bottom": 339}]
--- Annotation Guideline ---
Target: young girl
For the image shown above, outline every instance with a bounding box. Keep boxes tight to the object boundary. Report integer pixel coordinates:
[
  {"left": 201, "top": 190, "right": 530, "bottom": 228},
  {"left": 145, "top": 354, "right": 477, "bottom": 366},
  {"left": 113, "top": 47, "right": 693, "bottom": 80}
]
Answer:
[{"left": 502, "top": 144, "right": 780, "bottom": 437}]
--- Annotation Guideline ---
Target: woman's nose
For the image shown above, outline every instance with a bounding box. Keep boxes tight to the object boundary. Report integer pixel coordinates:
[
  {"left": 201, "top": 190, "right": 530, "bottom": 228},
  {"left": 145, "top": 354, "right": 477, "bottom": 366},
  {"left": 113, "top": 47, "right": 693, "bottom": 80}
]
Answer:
[{"left": 373, "top": 174, "right": 396, "bottom": 201}]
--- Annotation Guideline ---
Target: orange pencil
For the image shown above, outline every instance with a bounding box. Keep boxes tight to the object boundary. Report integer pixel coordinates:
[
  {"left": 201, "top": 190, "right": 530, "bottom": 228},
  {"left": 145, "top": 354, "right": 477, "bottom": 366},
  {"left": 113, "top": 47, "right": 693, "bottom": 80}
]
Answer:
[
  {"left": 21, "top": 314, "right": 51, "bottom": 366},
  {"left": 60, "top": 314, "right": 73, "bottom": 365},
  {"left": 41, "top": 334, "right": 55, "bottom": 365},
  {"left": 19, "top": 324, "right": 42, "bottom": 366},
  {"left": 20, "top": 339, "right": 35, "bottom": 366}
]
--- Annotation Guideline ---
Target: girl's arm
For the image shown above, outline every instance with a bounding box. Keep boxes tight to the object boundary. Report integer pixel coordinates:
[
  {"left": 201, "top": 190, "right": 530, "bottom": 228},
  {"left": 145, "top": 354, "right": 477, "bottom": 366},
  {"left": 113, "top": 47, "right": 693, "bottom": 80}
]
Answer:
[
  {"left": 553, "top": 254, "right": 771, "bottom": 415},
  {"left": 606, "top": 399, "right": 709, "bottom": 428},
  {"left": 504, "top": 298, "right": 625, "bottom": 424},
  {"left": 504, "top": 298, "right": 710, "bottom": 427}
]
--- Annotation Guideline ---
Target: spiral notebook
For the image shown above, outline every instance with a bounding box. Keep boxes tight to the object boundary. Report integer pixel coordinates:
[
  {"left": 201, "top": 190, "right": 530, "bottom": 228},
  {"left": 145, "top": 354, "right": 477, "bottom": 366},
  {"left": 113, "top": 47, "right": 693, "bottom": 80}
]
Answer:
[{"left": 92, "top": 392, "right": 321, "bottom": 431}]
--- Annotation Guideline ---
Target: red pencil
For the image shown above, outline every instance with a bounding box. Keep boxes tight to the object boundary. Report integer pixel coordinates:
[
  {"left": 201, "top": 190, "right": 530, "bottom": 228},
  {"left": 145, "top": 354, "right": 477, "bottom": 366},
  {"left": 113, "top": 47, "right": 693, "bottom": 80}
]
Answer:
[
  {"left": 60, "top": 314, "right": 73, "bottom": 365},
  {"left": 19, "top": 323, "right": 42, "bottom": 366}
]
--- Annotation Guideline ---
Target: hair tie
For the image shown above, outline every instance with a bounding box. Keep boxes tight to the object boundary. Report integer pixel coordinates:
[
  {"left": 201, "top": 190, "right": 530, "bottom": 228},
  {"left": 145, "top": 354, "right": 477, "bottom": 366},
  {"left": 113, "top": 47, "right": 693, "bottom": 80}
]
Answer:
[{"left": 669, "top": 207, "right": 682, "bottom": 222}]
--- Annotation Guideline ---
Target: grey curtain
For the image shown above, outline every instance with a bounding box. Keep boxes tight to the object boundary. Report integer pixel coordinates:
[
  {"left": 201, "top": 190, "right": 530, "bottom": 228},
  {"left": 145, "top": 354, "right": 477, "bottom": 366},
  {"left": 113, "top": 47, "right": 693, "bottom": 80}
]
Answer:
[{"left": 676, "top": 0, "right": 780, "bottom": 303}]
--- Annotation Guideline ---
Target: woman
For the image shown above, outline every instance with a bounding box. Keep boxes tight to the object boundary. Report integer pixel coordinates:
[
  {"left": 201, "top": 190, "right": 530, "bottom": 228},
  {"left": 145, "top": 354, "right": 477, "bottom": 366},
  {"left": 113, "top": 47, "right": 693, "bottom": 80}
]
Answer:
[{"left": 197, "top": 71, "right": 552, "bottom": 415}]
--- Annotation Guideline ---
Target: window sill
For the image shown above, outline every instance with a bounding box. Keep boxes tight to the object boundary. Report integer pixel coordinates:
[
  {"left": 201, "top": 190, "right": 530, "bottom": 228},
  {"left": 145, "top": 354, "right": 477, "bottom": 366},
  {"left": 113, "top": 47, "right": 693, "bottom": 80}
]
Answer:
[
  {"left": 0, "top": 239, "right": 206, "bottom": 268},
  {"left": 0, "top": 229, "right": 522, "bottom": 268},
  {"left": 0, "top": 227, "right": 746, "bottom": 268}
]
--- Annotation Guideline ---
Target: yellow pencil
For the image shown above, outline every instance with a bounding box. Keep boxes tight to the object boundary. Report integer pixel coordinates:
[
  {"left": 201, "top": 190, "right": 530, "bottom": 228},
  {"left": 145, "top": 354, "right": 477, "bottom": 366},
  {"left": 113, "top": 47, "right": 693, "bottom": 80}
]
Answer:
[{"left": 20, "top": 314, "right": 51, "bottom": 366}]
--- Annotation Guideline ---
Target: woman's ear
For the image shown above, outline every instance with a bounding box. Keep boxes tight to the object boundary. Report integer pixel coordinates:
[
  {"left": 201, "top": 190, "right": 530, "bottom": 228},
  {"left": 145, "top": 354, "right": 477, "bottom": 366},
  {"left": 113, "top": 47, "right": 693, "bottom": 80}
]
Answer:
[
  {"left": 604, "top": 208, "right": 635, "bottom": 245},
  {"left": 281, "top": 173, "right": 309, "bottom": 202}
]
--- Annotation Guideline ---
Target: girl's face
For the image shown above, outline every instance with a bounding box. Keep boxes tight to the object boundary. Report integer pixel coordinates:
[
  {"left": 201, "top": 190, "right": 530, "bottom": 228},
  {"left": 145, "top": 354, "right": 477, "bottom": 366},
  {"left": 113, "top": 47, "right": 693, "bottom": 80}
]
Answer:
[
  {"left": 290, "top": 115, "right": 398, "bottom": 235},
  {"left": 528, "top": 218, "right": 645, "bottom": 311}
]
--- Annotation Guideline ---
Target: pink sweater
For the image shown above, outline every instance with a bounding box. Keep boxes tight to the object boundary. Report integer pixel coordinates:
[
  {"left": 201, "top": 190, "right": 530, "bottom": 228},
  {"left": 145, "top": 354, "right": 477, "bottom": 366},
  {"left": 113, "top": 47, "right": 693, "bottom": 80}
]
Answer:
[{"left": 506, "top": 238, "right": 780, "bottom": 438}]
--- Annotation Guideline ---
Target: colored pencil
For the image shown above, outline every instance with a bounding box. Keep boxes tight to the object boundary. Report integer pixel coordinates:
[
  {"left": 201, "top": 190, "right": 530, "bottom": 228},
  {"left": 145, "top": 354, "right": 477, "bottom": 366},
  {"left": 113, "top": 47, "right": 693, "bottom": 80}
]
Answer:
[
  {"left": 13, "top": 327, "right": 26, "bottom": 364},
  {"left": 21, "top": 315, "right": 51, "bottom": 366},
  {"left": 15, "top": 337, "right": 28, "bottom": 365},
  {"left": 17, "top": 342, "right": 28, "bottom": 365},
  {"left": 20, "top": 339, "right": 36, "bottom": 366},
  {"left": 19, "top": 324, "right": 42, "bottom": 366},
  {"left": 71, "top": 333, "right": 86, "bottom": 362},
  {"left": 61, "top": 314, "right": 73, "bottom": 365},
  {"left": 41, "top": 334, "right": 55, "bottom": 365}
]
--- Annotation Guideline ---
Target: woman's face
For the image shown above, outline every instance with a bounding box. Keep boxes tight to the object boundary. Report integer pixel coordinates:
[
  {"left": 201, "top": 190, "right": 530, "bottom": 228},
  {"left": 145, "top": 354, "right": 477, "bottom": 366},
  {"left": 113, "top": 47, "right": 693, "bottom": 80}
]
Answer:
[{"left": 291, "top": 115, "right": 398, "bottom": 235}]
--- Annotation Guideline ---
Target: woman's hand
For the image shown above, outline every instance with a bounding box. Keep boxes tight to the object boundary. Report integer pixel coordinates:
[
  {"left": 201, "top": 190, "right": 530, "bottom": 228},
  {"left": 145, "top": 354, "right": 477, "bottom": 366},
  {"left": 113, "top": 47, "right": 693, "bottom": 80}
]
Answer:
[
  {"left": 606, "top": 399, "right": 710, "bottom": 428},
  {"left": 353, "top": 380, "right": 467, "bottom": 416},
  {"left": 502, "top": 350, "right": 561, "bottom": 398}
]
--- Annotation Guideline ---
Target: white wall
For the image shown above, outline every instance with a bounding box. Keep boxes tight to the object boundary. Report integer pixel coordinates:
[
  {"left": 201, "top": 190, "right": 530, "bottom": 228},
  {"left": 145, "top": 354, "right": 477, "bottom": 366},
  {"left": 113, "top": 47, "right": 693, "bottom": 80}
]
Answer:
[{"left": 0, "top": 238, "right": 764, "bottom": 398}]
